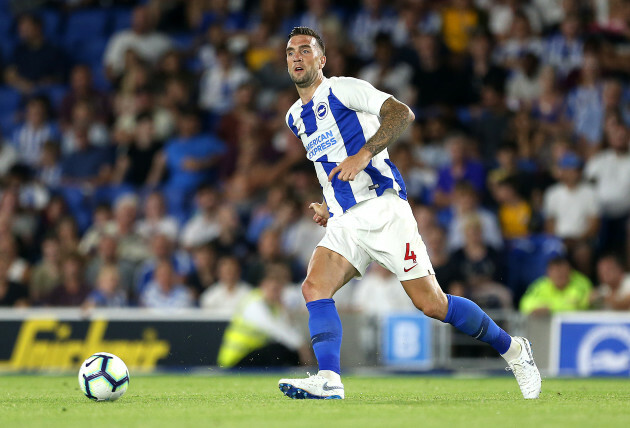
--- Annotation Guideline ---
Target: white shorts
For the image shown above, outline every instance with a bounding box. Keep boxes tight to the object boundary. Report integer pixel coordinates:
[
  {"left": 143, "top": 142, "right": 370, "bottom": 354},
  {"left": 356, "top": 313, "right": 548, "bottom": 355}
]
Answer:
[{"left": 317, "top": 190, "right": 434, "bottom": 281}]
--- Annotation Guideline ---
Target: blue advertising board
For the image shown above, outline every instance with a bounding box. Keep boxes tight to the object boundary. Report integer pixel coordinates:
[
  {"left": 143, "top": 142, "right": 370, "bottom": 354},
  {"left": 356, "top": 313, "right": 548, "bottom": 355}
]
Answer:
[
  {"left": 552, "top": 313, "right": 630, "bottom": 376},
  {"left": 381, "top": 313, "right": 432, "bottom": 369}
]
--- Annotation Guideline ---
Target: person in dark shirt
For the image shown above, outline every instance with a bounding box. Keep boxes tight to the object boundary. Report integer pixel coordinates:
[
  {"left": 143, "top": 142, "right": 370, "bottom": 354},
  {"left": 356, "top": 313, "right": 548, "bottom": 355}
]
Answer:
[
  {"left": 61, "top": 128, "right": 114, "bottom": 185},
  {"left": 0, "top": 258, "right": 29, "bottom": 307},
  {"left": 113, "top": 112, "right": 164, "bottom": 187},
  {"left": 46, "top": 253, "right": 90, "bottom": 307},
  {"left": 4, "top": 14, "right": 65, "bottom": 93},
  {"left": 59, "top": 65, "right": 111, "bottom": 127}
]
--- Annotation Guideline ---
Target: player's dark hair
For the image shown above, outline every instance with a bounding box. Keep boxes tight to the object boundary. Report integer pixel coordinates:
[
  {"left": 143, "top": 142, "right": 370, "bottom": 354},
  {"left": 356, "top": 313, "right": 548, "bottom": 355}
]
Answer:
[{"left": 288, "top": 26, "right": 325, "bottom": 55}]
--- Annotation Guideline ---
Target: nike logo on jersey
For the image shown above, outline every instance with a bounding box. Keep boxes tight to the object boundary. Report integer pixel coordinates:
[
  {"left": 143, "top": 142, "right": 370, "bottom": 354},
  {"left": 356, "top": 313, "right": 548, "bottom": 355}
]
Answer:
[
  {"left": 404, "top": 264, "right": 417, "bottom": 272},
  {"left": 322, "top": 382, "right": 344, "bottom": 391}
]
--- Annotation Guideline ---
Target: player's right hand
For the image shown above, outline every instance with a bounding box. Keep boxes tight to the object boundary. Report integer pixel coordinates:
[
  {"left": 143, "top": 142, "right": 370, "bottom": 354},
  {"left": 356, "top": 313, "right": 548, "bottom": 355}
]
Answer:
[{"left": 309, "top": 202, "right": 329, "bottom": 227}]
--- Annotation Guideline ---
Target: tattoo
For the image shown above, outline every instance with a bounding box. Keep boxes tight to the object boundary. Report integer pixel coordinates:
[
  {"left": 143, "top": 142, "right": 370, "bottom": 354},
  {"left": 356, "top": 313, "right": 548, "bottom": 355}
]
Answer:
[{"left": 363, "top": 97, "right": 414, "bottom": 157}]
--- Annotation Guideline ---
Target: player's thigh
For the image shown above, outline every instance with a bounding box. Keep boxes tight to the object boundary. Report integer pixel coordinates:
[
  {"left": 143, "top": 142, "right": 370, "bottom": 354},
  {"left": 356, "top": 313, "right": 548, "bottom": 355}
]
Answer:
[
  {"left": 303, "top": 246, "right": 359, "bottom": 302},
  {"left": 401, "top": 274, "right": 448, "bottom": 321}
]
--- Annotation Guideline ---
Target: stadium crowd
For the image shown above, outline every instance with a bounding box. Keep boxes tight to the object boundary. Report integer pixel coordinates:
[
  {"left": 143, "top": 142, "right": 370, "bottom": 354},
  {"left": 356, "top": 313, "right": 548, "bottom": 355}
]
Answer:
[{"left": 1, "top": 0, "right": 630, "bottom": 319}]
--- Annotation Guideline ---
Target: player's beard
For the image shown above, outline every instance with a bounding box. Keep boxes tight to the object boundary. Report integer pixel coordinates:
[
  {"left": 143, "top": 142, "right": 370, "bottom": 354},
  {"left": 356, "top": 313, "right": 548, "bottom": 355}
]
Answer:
[{"left": 291, "top": 67, "right": 317, "bottom": 88}]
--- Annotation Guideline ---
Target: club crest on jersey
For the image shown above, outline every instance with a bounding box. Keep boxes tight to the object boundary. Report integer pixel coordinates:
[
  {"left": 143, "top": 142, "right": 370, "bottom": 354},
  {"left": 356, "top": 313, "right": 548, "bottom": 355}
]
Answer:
[{"left": 316, "top": 102, "right": 328, "bottom": 120}]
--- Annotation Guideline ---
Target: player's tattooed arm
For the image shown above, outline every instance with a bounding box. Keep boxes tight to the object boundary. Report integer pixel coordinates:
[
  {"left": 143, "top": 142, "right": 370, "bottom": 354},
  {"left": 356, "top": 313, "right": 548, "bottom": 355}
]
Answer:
[
  {"left": 363, "top": 97, "right": 415, "bottom": 157},
  {"left": 327, "top": 97, "right": 414, "bottom": 182}
]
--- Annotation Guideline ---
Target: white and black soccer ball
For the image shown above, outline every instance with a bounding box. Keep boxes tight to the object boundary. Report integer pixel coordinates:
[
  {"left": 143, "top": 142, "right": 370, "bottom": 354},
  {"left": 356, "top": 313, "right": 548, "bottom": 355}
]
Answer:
[{"left": 78, "top": 352, "right": 130, "bottom": 401}]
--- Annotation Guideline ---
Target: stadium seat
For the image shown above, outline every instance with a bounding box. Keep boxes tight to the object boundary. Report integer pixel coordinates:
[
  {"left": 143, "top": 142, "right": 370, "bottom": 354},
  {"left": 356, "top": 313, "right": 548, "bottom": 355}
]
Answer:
[
  {"left": 90, "top": 65, "right": 111, "bottom": 91},
  {"left": 64, "top": 9, "right": 109, "bottom": 48},
  {"left": 0, "top": 13, "right": 11, "bottom": 38},
  {"left": 171, "top": 33, "right": 194, "bottom": 51},
  {"left": 111, "top": 8, "right": 132, "bottom": 32},
  {"left": 0, "top": 86, "right": 23, "bottom": 116},
  {"left": 0, "top": 113, "right": 18, "bottom": 136},
  {"left": 0, "top": 38, "right": 16, "bottom": 60},
  {"left": 72, "top": 37, "right": 109, "bottom": 68},
  {"left": 57, "top": 186, "right": 93, "bottom": 233},
  {"left": 38, "top": 84, "right": 68, "bottom": 111},
  {"left": 40, "top": 9, "right": 62, "bottom": 42}
]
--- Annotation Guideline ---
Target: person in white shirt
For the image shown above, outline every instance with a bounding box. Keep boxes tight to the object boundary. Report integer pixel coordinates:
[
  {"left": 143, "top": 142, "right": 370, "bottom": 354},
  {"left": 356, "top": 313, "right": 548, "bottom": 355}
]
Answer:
[
  {"left": 585, "top": 119, "right": 630, "bottom": 256},
  {"left": 139, "top": 261, "right": 193, "bottom": 309},
  {"left": 104, "top": 5, "right": 172, "bottom": 79},
  {"left": 592, "top": 254, "right": 630, "bottom": 310},
  {"left": 200, "top": 256, "right": 251, "bottom": 315},
  {"left": 180, "top": 184, "right": 221, "bottom": 249},
  {"left": 135, "top": 191, "right": 179, "bottom": 241},
  {"left": 543, "top": 152, "right": 600, "bottom": 275},
  {"left": 352, "top": 263, "right": 417, "bottom": 316}
]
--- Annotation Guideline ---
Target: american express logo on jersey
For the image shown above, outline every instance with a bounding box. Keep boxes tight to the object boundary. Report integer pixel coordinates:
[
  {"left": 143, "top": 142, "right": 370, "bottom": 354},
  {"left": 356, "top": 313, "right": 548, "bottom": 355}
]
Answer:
[{"left": 306, "top": 130, "right": 337, "bottom": 160}]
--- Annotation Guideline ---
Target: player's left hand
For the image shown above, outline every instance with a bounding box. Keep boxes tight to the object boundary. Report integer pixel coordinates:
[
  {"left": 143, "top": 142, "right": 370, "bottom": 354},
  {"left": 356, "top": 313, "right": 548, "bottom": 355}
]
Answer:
[{"left": 327, "top": 148, "right": 372, "bottom": 182}]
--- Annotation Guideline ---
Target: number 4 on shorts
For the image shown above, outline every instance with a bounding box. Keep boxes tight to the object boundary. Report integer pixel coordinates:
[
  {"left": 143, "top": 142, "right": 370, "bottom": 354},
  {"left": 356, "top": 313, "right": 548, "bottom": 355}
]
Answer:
[{"left": 404, "top": 243, "right": 417, "bottom": 263}]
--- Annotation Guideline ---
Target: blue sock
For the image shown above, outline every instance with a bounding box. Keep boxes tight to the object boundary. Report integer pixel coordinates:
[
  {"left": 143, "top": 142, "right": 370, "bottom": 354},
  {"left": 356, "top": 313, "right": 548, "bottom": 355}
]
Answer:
[
  {"left": 444, "top": 294, "right": 512, "bottom": 354},
  {"left": 306, "top": 298, "right": 342, "bottom": 374}
]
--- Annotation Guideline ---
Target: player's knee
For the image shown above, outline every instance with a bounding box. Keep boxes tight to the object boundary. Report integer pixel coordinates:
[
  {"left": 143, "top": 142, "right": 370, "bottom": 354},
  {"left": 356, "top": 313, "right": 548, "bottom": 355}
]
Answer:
[
  {"left": 301, "top": 278, "right": 328, "bottom": 302},
  {"left": 413, "top": 296, "right": 447, "bottom": 320}
]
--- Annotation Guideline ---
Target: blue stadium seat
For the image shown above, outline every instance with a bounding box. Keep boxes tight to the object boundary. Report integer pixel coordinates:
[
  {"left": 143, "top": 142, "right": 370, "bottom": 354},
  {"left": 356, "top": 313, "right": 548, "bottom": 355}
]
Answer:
[
  {"left": 171, "top": 33, "right": 194, "bottom": 51},
  {"left": 90, "top": 65, "right": 111, "bottom": 91},
  {"left": 38, "top": 84, "right": 68, "bottom": 111},
  {"left": 0, "top": 38, "right": 16, "bottom": 60},
  {"left": 64, "top": 9, "right": 109, "bottom": 47},
  {"left": 0, "top": 86, "right": 23, "bottom": 115},
  {"left": 0, "top": 113, "right": 18, "bottom": 136},
  {"left": 58, "top": 186, "right": 92, "bottom": 233},
  {"left": 111, "top": 8, "right": 132, "bottom": 32},
  {"left": 72, "top": 37, "right": 109, "bottom": 68},
  {"left": 40, "top": 9, "right": 62, "bottom": 42},
  {"left": 0, "top": 13, "right": 11, "bottom": 38}
]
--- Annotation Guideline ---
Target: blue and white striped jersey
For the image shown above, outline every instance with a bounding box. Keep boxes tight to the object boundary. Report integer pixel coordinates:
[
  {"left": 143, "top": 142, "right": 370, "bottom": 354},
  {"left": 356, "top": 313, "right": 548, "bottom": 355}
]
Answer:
[{"left": 286, "top": 76, "right": 407, "bottom": 218}]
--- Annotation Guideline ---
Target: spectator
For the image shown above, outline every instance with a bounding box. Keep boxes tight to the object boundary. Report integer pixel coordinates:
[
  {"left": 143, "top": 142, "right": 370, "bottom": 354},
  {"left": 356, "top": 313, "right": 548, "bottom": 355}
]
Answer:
[
  {"left": 585, "top": 120, "right": 630, "bottom": 257},
  {"left": 348, "top": 0, "right": 398, "bottom": 60},
  {"left": 112, "top": 112, "right": 164, "bottom": 187},
  {"left": 358, "top": 32, "right": 413, "bottom": 103},
  {"left": 495, "top": 177, "right": 532, "bottom": 240},
  {"left": 180, "top": 184, "right": 221, "bottom": 248},
  {"left": 520, "top": 256, "right": 592, "bottom": 315},
  {"left": 493, "top": 13, "right": 542, "bottom": 69},
  {"left": 185, "top": 243, "right": 217, "bottom": 298},
  {"left": 433, "top": 134, "right": 485, "bottom": 208},
  {"left": 591, "top": 254, "right": 630, "bottom": 311},
  {"left": 157, "top": 107, "right": 225, "bottom": 218},
  {"left": 441, "top": 0, "right": 480, "bottom": 54},
  {"left": 469, "top": 82, "right": 512, "bottom": 161},
  {"left": 0, "top": 234, "right": 29, "bottom": 285},
  {"left": 410, "top": 32, "right": 452, "bottom": 108},
  {"left": 0, "top": 138, "right": 18, "bottom": 176},
  {"left": 200, "top": 256, "right": 252, "bottom": 315},
  {"left": 140, "top": 261, "right": 194, "bottom": 309},
  {"left": 4, "top": 14, "right": 65, "bottom": 93},
  {"left": 46, "top": 253, "right": 90, "bottom": 306},
  {"left": 84, "top": 264, "right": 128, "bottom": 308},
  {"left": 445, "top": 181, "right": 503, "bottom": 251},
  {"left": 29, "top": 235, "right": 62, "bottom": 303},
  {"left": 0, "top": 258, "right": 28, "bottom": 307},
  {"left": 542, "top": 13, "right": 583, "bottom": 77},
  {"left": 449, "top": 215, "right": 511, "bottom": 309},
  {"left": 61, "top": 100, "right": 109, "bottom": 155},
  {"left": 543, "top": 152, "right": 599, "bottom": 274},
  {"left": 135, "top": 233, "right": 193, "bottom": 297},
  {"left": 84, "top": 233, "right": 135, "bottom": 297},
  {"left": 59, "top": 65, "right": 111, "bottom": 127},
  {"left": 12, "top": 96, "right": 60, "bottom": 169},
  {"left": 198, "top": 45, "right": 251, "bottom": 115},
  {"left": 60, "top": 127, "right": 114, "bottom": 186},
  {"left": 104, "top": 5, "right": 172, "bottom": 79},
  {"left": 353, "top": 263, "right": 417, "bottom": 315},
  {"left": 78, "top": 203, "right": 112, "bottom": 255},
  {"left": 135, "top": 191, "right": 179, "bottom": 241},
  {"left": 245, "top": 228, "right": 302, "bottom": 285},
  {"left": 105, "top": 195, "right": 151, "bottom": 263},
  {"left": 506, "top": 53, "right": 541, "bottom": 110},
  {"left": 37, "top": 141, "right": 62, "bottom": 189},
  {"left": 217, "top": 268, "right": 308, "bottom": 368}
]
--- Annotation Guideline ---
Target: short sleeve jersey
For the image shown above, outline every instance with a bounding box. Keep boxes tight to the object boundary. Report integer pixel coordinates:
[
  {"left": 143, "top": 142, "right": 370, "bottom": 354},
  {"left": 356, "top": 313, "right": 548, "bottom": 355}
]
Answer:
[{"left": 285, "top": 76, "right": 407, "bottom": 217}]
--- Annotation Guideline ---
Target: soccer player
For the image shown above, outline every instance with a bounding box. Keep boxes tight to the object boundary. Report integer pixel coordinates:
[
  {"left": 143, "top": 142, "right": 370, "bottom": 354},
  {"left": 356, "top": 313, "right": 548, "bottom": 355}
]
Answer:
[{"left": 278, "top": 27, "right": 541, "bottom": 400}]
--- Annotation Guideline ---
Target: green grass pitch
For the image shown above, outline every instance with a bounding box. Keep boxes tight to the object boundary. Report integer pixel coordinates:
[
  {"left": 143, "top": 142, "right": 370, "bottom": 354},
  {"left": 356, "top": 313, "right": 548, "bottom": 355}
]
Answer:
[{"left": 1, "top": 375, "right": 629, "bottom": 428}]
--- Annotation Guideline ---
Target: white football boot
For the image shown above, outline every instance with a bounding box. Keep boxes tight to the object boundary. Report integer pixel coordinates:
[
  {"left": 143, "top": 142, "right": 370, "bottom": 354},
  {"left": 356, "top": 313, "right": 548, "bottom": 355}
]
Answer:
[
  {"left": 278, "top": 373, "right": 345, "bottom": 399},
  {"left": 506, "top": 336, "right": 542, "bottom": 399}
]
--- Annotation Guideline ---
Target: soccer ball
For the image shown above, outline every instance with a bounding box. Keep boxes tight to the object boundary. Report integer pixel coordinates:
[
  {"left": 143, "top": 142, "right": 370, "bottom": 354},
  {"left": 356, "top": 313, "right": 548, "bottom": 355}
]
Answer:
[{"left": 78, "top": 352, "right": 130, "bottom": 401}]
